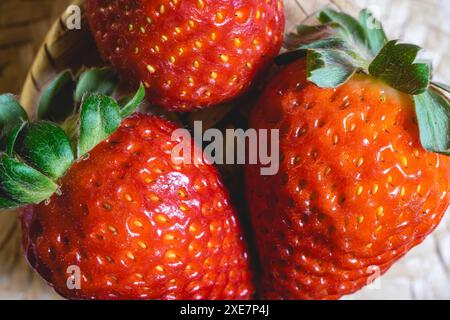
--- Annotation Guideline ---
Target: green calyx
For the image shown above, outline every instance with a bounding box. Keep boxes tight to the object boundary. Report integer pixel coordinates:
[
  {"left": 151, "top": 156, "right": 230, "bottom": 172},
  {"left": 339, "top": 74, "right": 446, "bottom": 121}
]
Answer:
[
  {"left": 0, "top": 68, "right": 145, "bottom": 209},
  {"left": 278, "top": 7, "right": 450, "bottom": 155}
]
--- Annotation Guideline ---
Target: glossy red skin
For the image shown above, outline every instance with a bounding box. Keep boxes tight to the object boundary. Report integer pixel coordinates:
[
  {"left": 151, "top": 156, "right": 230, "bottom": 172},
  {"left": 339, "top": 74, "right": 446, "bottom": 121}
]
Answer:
[
  {"left": 246, "top": 59, "right": 450, "bottom": 300},
  {"left": 21, "top": 114, "right": 253, "bottom": 300},
  {"left": 86, "top": 0, "right": 284, "bottom": 111}
]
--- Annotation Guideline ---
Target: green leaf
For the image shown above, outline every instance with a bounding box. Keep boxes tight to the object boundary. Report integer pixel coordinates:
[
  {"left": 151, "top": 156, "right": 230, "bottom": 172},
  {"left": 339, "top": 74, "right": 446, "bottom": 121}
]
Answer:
[
  {"left": 301, "top": 38, "right": 357, "bottom": 51},
  {"left": 78, "top": 94, "right": 121, "bottom": 157},
  {"left": 38, "top": 70, "right": 76, "bottom": 122},
  {"left": 276, "top": 38, "right": 361, "bottom": 66},
  {"left": 300, "top": 38, "right": 368, "bottom": 88},
  {"left": 14, "top": 122, "right": 74, "bottom": 180},
  {"left": 414, "top": 89, "right": 450, "bottom": 155},
  {"left": 0, "top": 154, "right": 57, "bottom": 205},
  {"left": 305, "top": 49, "right": 360, "bottom": 88},
  {"left": 75, "top": 68, "right": 118, "bottom": 103},
  {"left": 317, "top": 8, "right": 368, "bottom": 50},
  {"left": 369, "top": 40, "right": 431, "bottom": 95},
  {"left": 120, "top": 84, "right": 145, "bottom": 118},
  {"left": 5, "top": 122, "right": 26, "bottom": 155},
  {"left": 275, "top": 50, "right": 307, "bottom": 66},
  {"left": 0, "top": 94, "right": 28, "bottom": 149},
  {"left": 358, "top": 9, "right": 388, "bottom": 55}
]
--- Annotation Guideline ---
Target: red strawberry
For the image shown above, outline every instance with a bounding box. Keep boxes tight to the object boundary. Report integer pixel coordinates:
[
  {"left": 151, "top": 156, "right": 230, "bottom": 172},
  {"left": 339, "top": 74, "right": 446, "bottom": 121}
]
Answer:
[
  {"left": 20, "top": 114, "right": 253, "bottom": 300},
  {"left": 86, "top": 0, "right": 285, "bottom": 111},
  {"left": 246, "top": 9, "right": 450, "bottom": 299}
]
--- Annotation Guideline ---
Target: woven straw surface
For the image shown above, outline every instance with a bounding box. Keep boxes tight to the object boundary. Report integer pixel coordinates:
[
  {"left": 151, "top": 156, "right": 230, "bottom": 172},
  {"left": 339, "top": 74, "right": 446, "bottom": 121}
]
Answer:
[{"left": 0, "top": 0, "right": 449, "bottom": 300}]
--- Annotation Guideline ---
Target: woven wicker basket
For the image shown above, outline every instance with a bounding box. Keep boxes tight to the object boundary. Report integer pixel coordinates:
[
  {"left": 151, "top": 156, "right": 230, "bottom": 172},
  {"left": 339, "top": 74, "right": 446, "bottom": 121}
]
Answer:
[{"left": 1, "top": 0, "right": 449, "bottom": 300}]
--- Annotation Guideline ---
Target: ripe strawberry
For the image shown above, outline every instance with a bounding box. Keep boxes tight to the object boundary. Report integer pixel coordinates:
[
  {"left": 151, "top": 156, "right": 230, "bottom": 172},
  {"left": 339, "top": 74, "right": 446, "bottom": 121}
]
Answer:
[
  {"left": 86, "top": 0, "right": 285, "bottom": 111},
  {"left": 22, "top": 114, "right": 252, "bottom": 300},
  {"left": 0, "top": 71, "right": 253, "bottom": 300},
  {"left": 246, "top": 9, "right": 450, "bottom": 299}
]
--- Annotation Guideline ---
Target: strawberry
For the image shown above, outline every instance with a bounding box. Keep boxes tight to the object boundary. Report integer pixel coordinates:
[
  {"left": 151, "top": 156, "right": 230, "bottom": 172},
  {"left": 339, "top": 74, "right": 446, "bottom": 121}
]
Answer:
[
  {"left": 85, "top": 0, "right": 285, "bottom": 111},
  {"left": 246, "top": 9, "right": 450, "bottom": 299},
  {"left": 0, "top": 70, "right": 253, "bottom": 300}
]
